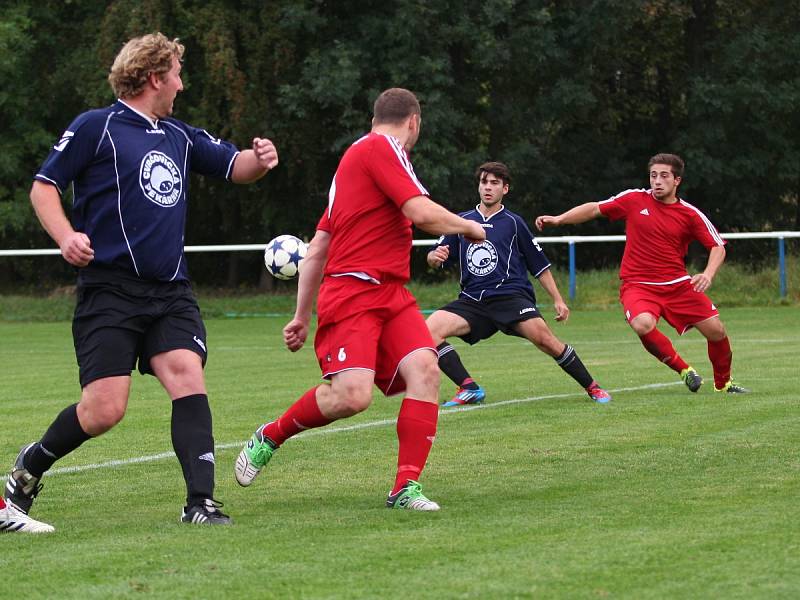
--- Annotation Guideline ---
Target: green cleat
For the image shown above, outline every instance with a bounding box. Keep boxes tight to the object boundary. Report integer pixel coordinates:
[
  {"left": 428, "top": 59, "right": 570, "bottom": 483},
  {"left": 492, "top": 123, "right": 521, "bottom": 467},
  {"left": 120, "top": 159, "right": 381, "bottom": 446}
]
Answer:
[
  {"left": 680, "top": 367, "right": 703, "bottom": 392},
  {"left": 715, "top": 381, "right": 749, "bottom": 394},
  {"left": 386, "top": 480, "right": 440, "bottom": 511},
  {"left": 234, "top": 428, "right": 277, "bottom": 487}
]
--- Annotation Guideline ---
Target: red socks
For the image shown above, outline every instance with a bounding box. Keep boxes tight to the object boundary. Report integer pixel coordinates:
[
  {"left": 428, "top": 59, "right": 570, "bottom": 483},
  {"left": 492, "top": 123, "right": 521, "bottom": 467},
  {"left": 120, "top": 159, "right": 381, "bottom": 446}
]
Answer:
[
  {"left": 707, "top": 337, "right": 732, "bottom": 389},
  {"left": 640, "top": 329, "right": 733, "bottom": 388},
  {"left": 261, "top": 386, "right": 333, "bottom": 446},
  {"left": 639, "top": 329, "right": 689, "bottom": 373},
  {"left": 392, "top": 398, "right": 438, "bottom": 495}
]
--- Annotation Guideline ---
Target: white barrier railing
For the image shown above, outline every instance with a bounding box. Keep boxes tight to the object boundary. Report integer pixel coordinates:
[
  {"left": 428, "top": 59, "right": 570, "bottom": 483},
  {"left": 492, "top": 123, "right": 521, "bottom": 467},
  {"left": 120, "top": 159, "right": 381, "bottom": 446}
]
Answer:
[{"left": 2, "top": 231, "right": 797, "bottom": 299}]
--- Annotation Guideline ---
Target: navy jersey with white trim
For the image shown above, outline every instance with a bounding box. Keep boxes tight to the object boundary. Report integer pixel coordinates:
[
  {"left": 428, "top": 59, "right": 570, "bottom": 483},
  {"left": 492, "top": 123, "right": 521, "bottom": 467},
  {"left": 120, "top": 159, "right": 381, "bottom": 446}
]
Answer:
[
  {"left": 434, "top": 206, "right": 551, "bottom": 301},
  {"left": 35, "top": 100, "right": 239, "bottom": 282}
]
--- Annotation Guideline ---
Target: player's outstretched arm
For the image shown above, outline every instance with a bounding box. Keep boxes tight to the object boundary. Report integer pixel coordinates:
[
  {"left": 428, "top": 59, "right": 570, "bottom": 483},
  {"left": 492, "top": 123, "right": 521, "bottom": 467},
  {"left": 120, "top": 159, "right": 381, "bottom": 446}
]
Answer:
[
  {"left": 30, "top": 180, "right": 94, "bottom": 267},
  {"left": 537, "top": 269, "right": 570, "bottom": 322},
  {"left": 284, "top": 229, "right": 329, "bottom": 352},
  {"left": 535, "top": 202, "right": 602, "bottom": 231},
  {"left": 402, "top": 196, "right": 486, "bottom": 243},
  {"left": 231, "top": 137, "right": 279, "bottom": 184}
]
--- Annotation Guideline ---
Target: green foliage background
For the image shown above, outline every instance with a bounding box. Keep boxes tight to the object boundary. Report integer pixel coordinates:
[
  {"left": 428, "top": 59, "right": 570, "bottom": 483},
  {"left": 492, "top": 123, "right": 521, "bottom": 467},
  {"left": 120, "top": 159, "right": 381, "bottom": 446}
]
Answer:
[{"left": 1, "top": 0, "right": 798, "bottom": 286}]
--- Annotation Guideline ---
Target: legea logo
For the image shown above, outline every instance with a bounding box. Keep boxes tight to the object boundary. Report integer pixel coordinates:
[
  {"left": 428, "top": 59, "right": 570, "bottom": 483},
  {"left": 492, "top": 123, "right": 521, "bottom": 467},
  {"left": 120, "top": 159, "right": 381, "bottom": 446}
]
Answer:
[
  {"left": 54, "top": 131, "right": 74, "bottom": 152},
  {"left": 466, "top": 241, "right": 498, "bottom": 277},
  {"left": 139, "top": 151, "right": 182, "bottom": 207}
]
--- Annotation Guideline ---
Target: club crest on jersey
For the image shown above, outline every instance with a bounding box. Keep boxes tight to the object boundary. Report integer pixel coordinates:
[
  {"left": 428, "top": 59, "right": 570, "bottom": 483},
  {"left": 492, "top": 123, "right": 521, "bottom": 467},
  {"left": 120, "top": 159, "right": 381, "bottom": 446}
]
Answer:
[
  {"left": 139, "top": 151, "right": 183, "bottom": 207},
  {"left": 466, "top": 241, "right": 498, "bottom": 277}
]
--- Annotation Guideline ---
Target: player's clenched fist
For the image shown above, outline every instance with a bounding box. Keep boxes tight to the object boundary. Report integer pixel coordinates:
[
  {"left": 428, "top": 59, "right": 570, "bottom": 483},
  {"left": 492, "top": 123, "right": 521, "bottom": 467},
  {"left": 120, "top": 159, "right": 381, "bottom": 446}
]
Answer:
[
  {"left": 426, "top": 245, "right": 449, "bottom": 268},
  {"left": 534, "top": 215, "right": 558, "bottom": 231},
  {"left": 283, "top": 318, "right": 308, "bottom": 352},
  {"left": 60, "top": 231, "right": 94, "bottom": 267},
  {"left": 252, "top": 137, "right": 279, "bottom": 171}
]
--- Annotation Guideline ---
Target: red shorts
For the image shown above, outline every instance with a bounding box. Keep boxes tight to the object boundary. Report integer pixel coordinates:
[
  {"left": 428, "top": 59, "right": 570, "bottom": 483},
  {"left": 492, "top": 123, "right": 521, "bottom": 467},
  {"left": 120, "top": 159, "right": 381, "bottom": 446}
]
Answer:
[
  {"left": 315, "top": 277, "right": 436, "bottom": 396},
  {"left": 620, "top": 280, "right": 719, "bottom": 335}
]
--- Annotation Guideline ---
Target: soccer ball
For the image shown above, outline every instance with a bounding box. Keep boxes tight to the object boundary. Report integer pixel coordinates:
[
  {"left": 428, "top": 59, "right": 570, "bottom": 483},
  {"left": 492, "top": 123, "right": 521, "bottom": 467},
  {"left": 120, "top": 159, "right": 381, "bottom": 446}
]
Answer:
[{"left": 263, "top": 234, "right": 307, "bottom": 280}]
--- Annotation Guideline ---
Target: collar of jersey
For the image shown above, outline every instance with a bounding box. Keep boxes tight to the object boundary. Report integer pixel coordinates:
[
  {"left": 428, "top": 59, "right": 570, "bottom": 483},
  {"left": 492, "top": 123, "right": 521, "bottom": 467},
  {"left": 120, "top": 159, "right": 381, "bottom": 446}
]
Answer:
[
  {"left": 475, "top": 204, "right": 505, "bottom": 221},
  {"left": 116, "top": 99, "right": 160, "bottom": 129}
]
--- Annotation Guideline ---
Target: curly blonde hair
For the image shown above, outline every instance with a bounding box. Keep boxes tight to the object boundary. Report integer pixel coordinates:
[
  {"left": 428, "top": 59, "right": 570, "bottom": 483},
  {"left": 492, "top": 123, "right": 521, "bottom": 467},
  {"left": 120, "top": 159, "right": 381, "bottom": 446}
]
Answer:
[{"left": 108, "top": 32, "right": 184, "bottom": 99}]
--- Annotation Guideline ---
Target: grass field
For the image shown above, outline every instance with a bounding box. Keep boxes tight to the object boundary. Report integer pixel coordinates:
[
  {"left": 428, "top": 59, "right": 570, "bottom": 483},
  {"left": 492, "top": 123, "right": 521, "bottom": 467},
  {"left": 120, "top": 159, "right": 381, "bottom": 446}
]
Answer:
[{"left": 1, "top": 306, "right": 798, "bottom": 598}]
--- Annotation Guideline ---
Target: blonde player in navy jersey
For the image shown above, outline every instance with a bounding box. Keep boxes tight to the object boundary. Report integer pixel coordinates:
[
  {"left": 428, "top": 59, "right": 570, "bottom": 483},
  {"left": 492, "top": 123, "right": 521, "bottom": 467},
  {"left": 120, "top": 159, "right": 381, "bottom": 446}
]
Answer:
[
  {"left": 3, "top": 33, "right": 278, "bottom": 530},
  {"left": 536, "top": 153, "right": 747, "bottom": 394},
  {"left": 426, "top": 162, "right": 611, "bottom": 406}
]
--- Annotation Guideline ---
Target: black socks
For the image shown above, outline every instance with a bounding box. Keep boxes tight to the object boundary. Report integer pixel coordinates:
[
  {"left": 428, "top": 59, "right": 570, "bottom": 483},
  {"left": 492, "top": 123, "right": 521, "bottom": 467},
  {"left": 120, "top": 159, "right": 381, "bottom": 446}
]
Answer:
[
  {"left": 436, "top": 342, "right": 473, "bottom": 387},
  {"left": 25, "top": 403, "right": 91, "bottom": 478},
  {"left": 554, "top": 344, "right": 594, "bottom": 389},
  {"left": 171, "top": 394, "right": 215, "bottom": 507}
]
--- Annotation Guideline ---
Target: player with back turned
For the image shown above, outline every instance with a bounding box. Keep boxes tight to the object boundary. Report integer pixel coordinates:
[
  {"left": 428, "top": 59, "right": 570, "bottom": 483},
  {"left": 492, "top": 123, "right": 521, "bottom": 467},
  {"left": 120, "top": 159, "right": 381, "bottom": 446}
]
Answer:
[
  {"left": 235, "top": 88, "right": 486, "bottom": 511},
  {"left": 3, "top": 32, "right": 279, "bottom": 531},
  {"left": 536, "top": 153, "right": 748, "bottom": 394}
]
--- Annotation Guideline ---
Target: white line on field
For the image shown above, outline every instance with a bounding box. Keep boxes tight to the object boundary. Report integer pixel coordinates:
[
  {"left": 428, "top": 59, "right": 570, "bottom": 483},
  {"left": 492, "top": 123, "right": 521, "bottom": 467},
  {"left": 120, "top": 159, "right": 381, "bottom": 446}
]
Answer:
[{"left": 5, "top": 381, "right": 681, "bottom": 479}]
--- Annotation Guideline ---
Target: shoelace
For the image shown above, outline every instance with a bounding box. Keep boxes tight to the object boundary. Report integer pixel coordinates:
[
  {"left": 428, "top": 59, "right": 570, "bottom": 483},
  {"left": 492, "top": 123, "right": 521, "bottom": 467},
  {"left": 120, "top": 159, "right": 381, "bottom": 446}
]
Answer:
[
  {"left": 402, "top": 481, "right": 424, "bottom": 498},
  {"left": 203, "top": 498, "right": 229, "bottom": 517},
  {"left": 250, "top": 439, "right": 272, "bottom": 464}
]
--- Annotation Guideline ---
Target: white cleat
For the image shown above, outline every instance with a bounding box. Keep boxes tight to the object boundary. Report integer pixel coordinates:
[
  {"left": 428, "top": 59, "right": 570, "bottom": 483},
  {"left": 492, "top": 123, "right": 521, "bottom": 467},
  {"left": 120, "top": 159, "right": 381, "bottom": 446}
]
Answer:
[
  {"left": 0, "top": 503, "right": 55, "bottom": 533},
  {"left": 234, "top": 431, "right": 276, "bottom": 487}
]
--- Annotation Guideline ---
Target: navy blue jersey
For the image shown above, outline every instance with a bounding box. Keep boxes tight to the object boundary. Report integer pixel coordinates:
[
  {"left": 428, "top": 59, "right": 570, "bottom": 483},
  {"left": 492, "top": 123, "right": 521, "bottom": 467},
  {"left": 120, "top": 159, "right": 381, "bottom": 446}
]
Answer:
[
  {"left": 35, "top": 100, "right": 239, "bottom": 282},
  {"left": 434, "top": 206, "right": 551, "bottom": 301}
]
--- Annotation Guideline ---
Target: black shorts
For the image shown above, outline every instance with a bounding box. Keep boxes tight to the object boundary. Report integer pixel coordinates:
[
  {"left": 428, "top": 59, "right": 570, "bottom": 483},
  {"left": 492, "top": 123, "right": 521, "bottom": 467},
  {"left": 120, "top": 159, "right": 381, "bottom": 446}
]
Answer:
[
  {"left": 439, "top": 291, "right": 542, "bottom": 345},
  {"left": 72, "top": 266, "right": 207, "bottom": 388}
]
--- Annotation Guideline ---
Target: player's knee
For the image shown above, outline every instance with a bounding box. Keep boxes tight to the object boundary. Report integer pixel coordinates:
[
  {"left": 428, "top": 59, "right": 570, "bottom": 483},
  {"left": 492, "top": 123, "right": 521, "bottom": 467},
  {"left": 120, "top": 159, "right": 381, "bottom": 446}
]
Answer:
[
  {"left": 79, "top": 401, "right": 126, "bottom": 435},
  {"left": 328, "top": 384, "right": 372, "bottom": 417},
  {"left": 425, "top": 315, "right": 447, "bottom": 344},
  {"left": 704, "top": 319, "right": 727, "bottom": 341},
  {"left": 414, "top": 355, "right": 441, "bottom": 395},
  {"left": 630, "top": 314, "right": 657, "bottom": 335}
]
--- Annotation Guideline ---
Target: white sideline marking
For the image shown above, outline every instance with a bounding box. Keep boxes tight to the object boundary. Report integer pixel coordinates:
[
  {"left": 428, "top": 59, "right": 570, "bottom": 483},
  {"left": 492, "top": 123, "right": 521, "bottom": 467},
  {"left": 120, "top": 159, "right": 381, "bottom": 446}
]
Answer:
[{"left": 4, "top": 382, "right": 681, "bottom": 479}]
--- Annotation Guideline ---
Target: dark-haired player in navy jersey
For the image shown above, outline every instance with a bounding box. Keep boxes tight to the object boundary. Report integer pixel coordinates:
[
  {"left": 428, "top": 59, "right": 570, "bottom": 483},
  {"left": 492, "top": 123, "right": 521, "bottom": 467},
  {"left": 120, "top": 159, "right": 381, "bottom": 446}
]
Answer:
[
  {"left": 3, "top": 32, "right": 279, "bottom": 529},
  {"left": 427, "top": 162, "right": 611, "bottom": 406},
  {"left": 536, "top": 153, "right": 747, "bottom": 395}
]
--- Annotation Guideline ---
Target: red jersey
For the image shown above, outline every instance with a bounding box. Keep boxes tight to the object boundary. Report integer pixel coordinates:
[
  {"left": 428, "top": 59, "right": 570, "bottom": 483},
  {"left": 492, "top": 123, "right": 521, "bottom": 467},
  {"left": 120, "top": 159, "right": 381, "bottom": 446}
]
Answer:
[
  {"left": 316, "top": 133, "right": 429, "bottom": 284},
  {"left": 598, "top": 189, "right": 726, "bottom": 284}
]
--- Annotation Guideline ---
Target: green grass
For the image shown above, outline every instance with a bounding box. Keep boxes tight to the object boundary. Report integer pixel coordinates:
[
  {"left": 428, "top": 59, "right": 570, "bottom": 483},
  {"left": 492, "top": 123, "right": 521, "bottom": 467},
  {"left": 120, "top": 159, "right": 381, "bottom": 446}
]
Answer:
[
  {"left": 0, "top": 258, "right": 797, "bottom": 322},
  {"left": 1, "top": 306, "right": 798, "bottom": 598}
]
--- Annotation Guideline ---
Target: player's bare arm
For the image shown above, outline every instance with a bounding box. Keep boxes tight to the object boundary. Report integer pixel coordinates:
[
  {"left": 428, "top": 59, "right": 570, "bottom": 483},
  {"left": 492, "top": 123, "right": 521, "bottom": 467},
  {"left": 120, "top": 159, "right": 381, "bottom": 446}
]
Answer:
[
  {"left": 30, "top": 180, "right": 94, "bottom": 267},
  {"left": 535, "top": 202, "right": 602, "bottom": 231},
  {"left": 231, "top": 137, "right": 279, "bottom": 184},
  {"left": 284, "top": 229, "right": 330, "bottom": 352},
  {"left": 426, "top": 245, "right": 449, "bottom": 268},
  {"left": 692, "top": 245, "right": 726, "bottom": 293},
  {"left": 402, "top": 196, "right": 486, "bottom": 243},
  {"left": 537, "top": 269, "right": 570, "bottom": 322}
]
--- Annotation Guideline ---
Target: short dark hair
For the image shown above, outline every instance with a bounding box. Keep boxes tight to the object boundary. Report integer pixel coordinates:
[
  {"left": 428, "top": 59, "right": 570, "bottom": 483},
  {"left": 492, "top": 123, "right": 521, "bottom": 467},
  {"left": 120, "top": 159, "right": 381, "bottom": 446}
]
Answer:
[
  {"left": 373, "top": 88, "right": 420, "bottom": 124},
  {"left": 648, "top": 153, "right": 684, "bottom": 178},
  {"left": 475, "top": 161, "right": 511, "bottom": 185}
]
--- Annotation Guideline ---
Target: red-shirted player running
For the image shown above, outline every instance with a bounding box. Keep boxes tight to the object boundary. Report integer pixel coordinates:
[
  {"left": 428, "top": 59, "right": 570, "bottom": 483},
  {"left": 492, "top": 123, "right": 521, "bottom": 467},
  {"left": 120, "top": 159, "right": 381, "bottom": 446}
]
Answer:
[
  {"left": 535, "top": 153, "right": 748, "bottom": 395},
  {"left": 235, "top": 88, "right": 486, "bottom": 510}
]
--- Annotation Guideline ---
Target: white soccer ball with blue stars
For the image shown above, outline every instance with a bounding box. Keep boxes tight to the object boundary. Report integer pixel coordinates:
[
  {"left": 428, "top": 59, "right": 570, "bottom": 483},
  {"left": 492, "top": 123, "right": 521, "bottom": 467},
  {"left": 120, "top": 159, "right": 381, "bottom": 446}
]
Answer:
[{"left": 264, "top": 234, "right": 307, "bottom": 280}]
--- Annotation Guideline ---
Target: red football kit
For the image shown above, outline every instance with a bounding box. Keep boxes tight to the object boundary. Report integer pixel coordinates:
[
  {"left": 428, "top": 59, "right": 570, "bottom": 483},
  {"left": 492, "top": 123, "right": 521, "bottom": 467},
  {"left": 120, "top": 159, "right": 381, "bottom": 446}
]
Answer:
[
  {"left": 314, "top": 133, "right": 436, "bottom": 394},
  {"left": 599, "top": 189, "right": 727, "bottom": 334}
]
